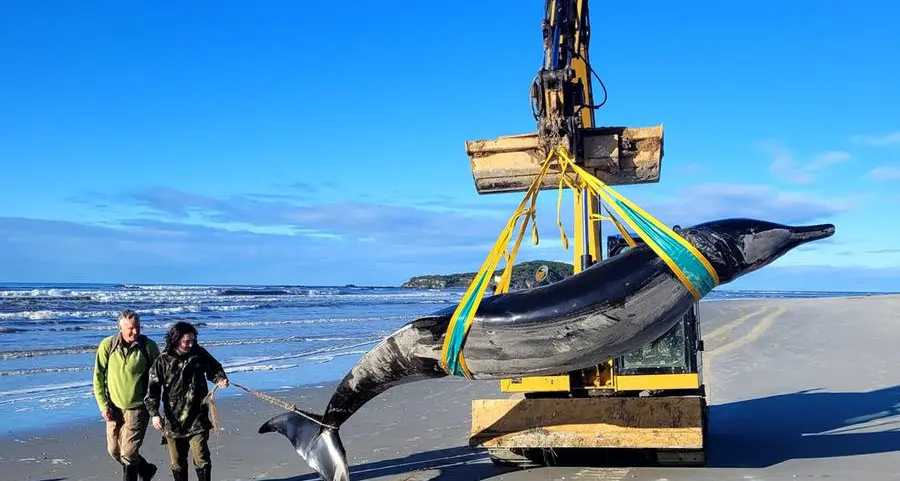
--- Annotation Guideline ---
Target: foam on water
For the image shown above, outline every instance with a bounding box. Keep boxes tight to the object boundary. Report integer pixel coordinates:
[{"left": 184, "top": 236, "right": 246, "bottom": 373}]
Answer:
[
  {"left": 0, "top": 281, "right": 894, "bottom": 436},
  {"left": 0, "top": 282, "right": 459, "bottom": 435}
]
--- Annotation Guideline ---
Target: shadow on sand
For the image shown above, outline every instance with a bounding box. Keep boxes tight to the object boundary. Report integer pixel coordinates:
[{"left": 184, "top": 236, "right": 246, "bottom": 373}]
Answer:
[
  {"left": 268, "top": 385, "right": 900, "bottom": 480},
  {"left": 266, "top": 445, "right": 505, "bottom": 481},
  {"left": 706, "top": 384, "right": 900, "bottom": 467}
]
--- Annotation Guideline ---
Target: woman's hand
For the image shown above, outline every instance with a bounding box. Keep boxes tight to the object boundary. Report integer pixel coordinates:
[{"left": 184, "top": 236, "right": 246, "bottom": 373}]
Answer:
[
  {"left": 216, "top": 378, "right": 229, "bottom": 389},
  {"left": 152, "top": 416, "right": 163, "bottom": 430}
]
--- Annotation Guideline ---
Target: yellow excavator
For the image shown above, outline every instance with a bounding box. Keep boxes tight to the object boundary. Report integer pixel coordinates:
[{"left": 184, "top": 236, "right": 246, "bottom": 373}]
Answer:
[{"left": 462, "top": 0, "right": 708, "bottom": 467}]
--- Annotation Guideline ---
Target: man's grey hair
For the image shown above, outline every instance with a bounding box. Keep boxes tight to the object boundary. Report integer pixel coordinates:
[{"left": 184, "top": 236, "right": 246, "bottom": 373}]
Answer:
[{"left": 118, "top": 309, "right": 140, "bottom": 324}]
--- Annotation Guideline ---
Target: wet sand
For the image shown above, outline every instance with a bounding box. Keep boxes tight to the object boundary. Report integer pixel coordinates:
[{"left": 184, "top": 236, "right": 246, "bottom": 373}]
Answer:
[{"left": 3, "top": 294, "right": 900, "bottom": 481}]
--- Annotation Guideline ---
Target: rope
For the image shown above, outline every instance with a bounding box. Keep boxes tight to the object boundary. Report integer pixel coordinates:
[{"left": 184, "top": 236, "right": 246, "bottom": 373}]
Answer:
[{"left": 230, "top": 381, "right": 337, "bottom": 430}]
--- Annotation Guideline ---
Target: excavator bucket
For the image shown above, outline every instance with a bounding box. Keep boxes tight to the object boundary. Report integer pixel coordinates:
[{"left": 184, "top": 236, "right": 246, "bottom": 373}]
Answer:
[
  {"left": 466, "top": 125, "right": 663, "bottom": 194},
  {"left": 465, "top": 125, "right": 664, "bottom": 194}
]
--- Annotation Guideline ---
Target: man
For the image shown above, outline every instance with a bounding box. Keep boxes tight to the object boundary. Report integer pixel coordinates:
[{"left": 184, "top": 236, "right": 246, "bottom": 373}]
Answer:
[
  {"left": 93, "top": 309, "right": 160, "bottom": 481},
  {"left": 145, "top": 321, "right": 229, "bottom": 481}
]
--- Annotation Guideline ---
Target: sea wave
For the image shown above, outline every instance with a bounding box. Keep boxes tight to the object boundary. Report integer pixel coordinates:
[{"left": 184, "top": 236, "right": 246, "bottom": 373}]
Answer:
[
  {"left": 0, "top": 380, "right": 93, "bottom": 399},
  {"left": 0, "top": 340, "right": 377, "bottom": 403},
  {"left": 0, "top": 366, "right": 90, "bottom": 377},
  {"left": 0, "top": 314, "right": 410, "bottom": 338},
  {"left": 0, "top": 304, "right": 260, "bottom": 322},
  {"left": 222, "top": 339, "right": 379, "bottom": 370},
  {"left": 0, "top": 334, "right": 379, "bottom": 360}
]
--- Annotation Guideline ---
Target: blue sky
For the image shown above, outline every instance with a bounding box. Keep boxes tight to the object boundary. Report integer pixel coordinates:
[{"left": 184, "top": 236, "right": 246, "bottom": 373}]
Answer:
[{"left": 1, "top": 1, "right": 898, "bottom": 291}]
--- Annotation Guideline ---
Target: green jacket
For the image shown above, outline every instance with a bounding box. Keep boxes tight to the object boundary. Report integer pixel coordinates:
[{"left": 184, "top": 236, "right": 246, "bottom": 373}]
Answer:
[{"left": 93, "top": 334, "right": 160, "bottom": 412}]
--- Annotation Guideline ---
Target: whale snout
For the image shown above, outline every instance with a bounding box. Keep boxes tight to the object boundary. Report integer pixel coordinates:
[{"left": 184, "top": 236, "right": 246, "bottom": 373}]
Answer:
[
  {"left": 689, "top": 218, "right": 837, "bottom": 286},
  {"left": 789, "top": 223, "right": 835, "bottom": 243}
]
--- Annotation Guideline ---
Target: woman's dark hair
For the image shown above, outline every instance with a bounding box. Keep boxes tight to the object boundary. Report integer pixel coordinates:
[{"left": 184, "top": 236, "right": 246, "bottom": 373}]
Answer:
[{"left": 164, "top": 321, "right": 198, "bottom": 355}]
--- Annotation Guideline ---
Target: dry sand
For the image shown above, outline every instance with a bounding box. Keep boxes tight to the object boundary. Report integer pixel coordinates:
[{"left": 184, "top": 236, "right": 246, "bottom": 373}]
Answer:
[{"left": 3, "top": 294, "right": 900, "bottom": 481}]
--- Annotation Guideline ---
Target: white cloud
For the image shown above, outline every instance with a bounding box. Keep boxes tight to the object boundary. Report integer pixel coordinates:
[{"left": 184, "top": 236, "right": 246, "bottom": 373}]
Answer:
[
  {"left": 866, "top": 166, "right": 900, "bottom": 181},
  {"left": 631, "top": 183, "right": 845, "bottom": 227},
  {"left": 31, "top": 180, "right": 856, "bottom": 285},
  {"left": 851, "top": 131, "right": 900, "bottom": 147},
  {"left": 810, "top": 151, "right": 853, "bottom": 167},
  {"left": 759, "top": 141, "right": 852, "bottom": 184},
  {"left": 0, "top": 215, "right": 501, "bottom": 286}
]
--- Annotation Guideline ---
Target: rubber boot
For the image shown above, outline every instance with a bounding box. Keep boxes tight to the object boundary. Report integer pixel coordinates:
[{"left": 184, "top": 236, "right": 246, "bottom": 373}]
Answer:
[
  {"left": 123, "top": 463, "right": 139, "bottom": 481},
  {"left": 171, "top": 469, "right": 188, "bottom": 481},
  {"left": 195, "top": 465, "right": 211, "bottom": 481},
  {"left": 137, "top": 456, "right": 158, "bottom": 481}
]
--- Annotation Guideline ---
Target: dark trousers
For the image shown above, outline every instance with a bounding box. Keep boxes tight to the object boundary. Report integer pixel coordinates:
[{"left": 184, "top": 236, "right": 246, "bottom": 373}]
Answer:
[{"left": 165, "top": 431, "right": 211, "bottom": 472}]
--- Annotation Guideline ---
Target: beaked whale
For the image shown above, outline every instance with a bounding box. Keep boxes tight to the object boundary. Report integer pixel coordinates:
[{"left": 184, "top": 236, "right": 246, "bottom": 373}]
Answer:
[{"left": 258, "top": 217, "right": 835, "bottom": 481}]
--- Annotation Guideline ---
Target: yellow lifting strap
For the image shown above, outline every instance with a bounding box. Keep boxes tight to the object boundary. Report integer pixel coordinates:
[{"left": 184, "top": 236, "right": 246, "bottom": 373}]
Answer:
[
  {"left": 438, "top": 151, "right": 556, "bottom": 378},
  {"left": 553, "top": 146, "right": 719, "bottom": 299},
  {"left": 439, "top": 146, "right": 719, "bottom": 378}
]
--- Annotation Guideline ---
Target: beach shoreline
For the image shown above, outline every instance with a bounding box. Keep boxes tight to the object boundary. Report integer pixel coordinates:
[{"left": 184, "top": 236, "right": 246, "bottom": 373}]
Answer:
[
  {"left": 0, "top": 379, "right": 342, "bottom": 442},
  {"left": 5, "top": 291, "right": 891, "bottom": 438},
  {"left": 4, "top": 294, "right": 900, "bottom": 481},
  {"left": 2, "top": 375, "right": 505, "bottom": 481}
]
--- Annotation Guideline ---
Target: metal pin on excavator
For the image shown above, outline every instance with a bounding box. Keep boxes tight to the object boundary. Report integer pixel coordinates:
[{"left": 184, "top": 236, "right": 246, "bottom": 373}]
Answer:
[{"left": 464, "top": 0, "right": 708, "bottom": 467}]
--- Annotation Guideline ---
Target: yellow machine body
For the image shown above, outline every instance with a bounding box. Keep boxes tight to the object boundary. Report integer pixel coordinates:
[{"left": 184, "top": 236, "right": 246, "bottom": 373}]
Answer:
[{"left": 464, "top": 0, "right": 708, "bottom": 467}]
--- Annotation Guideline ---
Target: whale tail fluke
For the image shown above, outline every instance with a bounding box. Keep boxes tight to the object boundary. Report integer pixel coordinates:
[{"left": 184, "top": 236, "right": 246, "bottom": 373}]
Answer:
[{"left": 259, "top": 411, "right": 350, "bottom": 481}]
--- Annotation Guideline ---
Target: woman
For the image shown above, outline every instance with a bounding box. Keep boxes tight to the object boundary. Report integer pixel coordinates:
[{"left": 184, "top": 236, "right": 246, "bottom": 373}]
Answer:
[{"left": 145, "top": 322, "right": 229, "bottom": 481}]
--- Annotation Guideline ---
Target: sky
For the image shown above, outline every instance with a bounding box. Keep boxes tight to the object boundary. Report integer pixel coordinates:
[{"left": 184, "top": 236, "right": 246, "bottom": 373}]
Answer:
[{"left": 1, "top": 1, "right": 899, "bottom": 292}]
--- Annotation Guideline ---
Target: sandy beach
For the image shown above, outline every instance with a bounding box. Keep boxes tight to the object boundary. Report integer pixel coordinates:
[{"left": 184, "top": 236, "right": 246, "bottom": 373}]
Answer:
[{"left": 4, "top": 294, "right": 900, "bottom": 481}]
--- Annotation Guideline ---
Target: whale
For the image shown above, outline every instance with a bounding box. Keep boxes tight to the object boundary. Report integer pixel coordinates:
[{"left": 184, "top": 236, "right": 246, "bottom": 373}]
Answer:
[{"left": 258, "top": 217, "right": 835, "bottom": 481}]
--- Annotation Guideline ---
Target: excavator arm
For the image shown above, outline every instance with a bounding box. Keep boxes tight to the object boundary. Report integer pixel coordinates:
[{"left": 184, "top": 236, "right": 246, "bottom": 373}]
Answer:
[
  {"left": 532, "top": 0, "right": 603, "bottom": 158},
  {"left": 464, "top": 0, "right": 664, "bottom": 217},
  {"left": 533, "top": 0, "right": 606, "bottom": 271}
]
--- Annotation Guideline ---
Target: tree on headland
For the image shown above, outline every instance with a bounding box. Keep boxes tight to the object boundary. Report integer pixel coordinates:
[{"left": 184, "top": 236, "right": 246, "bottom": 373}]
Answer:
[{"left": 400, "top": 260, "right": 574, "bottom": 290}]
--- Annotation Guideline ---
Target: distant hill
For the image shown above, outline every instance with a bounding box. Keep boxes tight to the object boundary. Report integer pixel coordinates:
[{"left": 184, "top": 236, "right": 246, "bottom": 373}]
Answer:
[{"left": 401, "top": 260, "right": 574, "bottom": 290}]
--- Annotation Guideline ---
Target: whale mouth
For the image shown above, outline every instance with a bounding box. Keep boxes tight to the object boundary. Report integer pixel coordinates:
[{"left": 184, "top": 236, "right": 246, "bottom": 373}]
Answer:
[{"left": 790, "top": 223, "right": 836, "bottom": 243}]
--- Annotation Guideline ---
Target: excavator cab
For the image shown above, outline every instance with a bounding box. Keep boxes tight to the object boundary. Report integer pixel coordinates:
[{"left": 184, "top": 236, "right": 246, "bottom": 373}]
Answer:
[{"left": 608, "top": 234, "right": 704, "bottom": 383}]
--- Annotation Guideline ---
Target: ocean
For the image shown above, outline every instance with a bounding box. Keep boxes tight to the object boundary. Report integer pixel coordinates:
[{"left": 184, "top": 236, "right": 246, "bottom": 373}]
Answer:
[{"left": 0, "top": 282, "right": 890, "bottom": 436}]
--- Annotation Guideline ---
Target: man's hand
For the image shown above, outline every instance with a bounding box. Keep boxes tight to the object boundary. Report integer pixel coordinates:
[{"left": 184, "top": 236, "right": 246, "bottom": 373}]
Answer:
[
  {"left": 216, "top": 378, "right": 229, "bottom": 389},
  {"left": 152, "top": 416, "right": 163, "bottom": 431},
  {"left": 101, "top": 408, "right": 113, "bottom": 422}
]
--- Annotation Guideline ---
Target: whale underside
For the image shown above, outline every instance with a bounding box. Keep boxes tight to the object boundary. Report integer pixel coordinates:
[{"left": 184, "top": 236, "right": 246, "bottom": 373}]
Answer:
[{"left": 404, "top": 243, "right": 693, "bottom": 379}]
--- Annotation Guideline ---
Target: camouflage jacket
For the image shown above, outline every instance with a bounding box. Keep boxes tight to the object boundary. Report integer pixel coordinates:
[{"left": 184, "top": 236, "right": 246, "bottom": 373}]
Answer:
[{"left": 144, "top": 345, "right": 227, "bottom": 438}]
